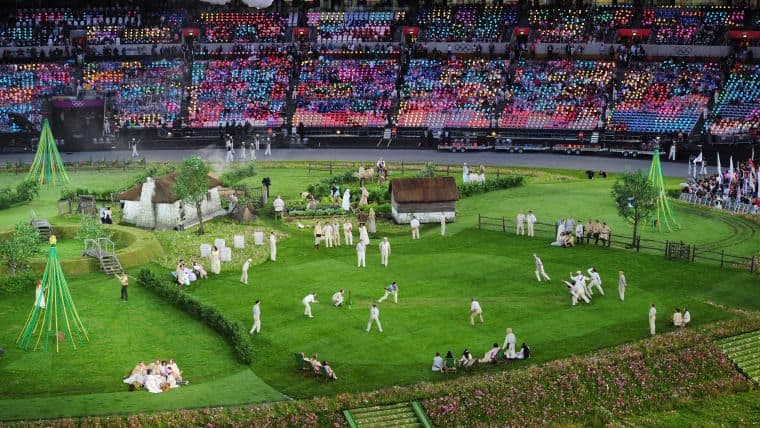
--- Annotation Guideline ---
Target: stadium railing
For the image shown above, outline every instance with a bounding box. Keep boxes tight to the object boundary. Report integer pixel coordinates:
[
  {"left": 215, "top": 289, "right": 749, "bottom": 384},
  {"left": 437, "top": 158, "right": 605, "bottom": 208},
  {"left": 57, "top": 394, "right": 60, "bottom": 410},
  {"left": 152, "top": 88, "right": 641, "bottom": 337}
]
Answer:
[{"left": 679, "top": 192, "right": 759, "bottom": 216}]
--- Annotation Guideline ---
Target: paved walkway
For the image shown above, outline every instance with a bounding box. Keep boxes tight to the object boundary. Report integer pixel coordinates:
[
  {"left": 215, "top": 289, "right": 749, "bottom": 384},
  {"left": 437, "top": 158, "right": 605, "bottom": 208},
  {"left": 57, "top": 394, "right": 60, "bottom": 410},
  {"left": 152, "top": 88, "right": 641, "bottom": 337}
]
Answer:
[{"left": 0, "top": 147, "right": 689, "bottom": 177}]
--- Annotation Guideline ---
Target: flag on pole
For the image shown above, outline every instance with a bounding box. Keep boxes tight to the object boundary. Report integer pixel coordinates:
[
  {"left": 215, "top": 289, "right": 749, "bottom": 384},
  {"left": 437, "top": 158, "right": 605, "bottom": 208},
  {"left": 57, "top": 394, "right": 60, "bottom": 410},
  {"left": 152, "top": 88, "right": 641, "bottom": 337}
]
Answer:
[
  {"left": 693, "top": 151, "right": 703, "bottom": 164},
  {"left": 729, "top": 156, "right": 734, "bottom": 181},
  {"left": 716, "top": 153, "right": 722, "bottom": 184}
]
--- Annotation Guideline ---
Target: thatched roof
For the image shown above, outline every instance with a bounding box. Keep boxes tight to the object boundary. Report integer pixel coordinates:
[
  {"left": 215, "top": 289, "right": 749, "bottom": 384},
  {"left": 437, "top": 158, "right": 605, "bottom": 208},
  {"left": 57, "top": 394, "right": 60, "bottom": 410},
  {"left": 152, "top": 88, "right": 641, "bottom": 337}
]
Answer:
[
  {"left": 390, "top": 177, "right": 459, "bottom": 203},
  {"left": 119, "top": 172, "right": 222, "bottom": 204}
]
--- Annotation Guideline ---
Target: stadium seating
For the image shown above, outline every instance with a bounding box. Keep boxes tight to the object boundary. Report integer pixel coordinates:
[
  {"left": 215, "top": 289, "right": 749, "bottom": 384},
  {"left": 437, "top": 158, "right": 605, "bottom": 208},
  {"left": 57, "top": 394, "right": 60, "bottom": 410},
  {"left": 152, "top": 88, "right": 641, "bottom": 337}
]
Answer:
[
  {"left": 307, "top": 11, "right": 404, "bottom": 43},
  {"left": 590, "top": 6, "right": 634, "bottom": 42},
  {"left": 292, "top": 57, "right": 397, "bottom": 127},
  {"left": 609, "top": 61, "right": 720, "bottom": 134},
  {"left": 188, "top": 56, "right": 291, "bottom": 129},
  {"left": 499, "top": 60, "right": 614, "bottom": 130},
  {"left": 198, "top": 12, "right": 285, "bottom": 43},
  {"left": 84, "top": 60, "right": 184, "bottom": 129},
  {"left": 0, "top": 63, "right": 72, "bottom": 133},
  {"left": 528, "top": 8, "right": 589, "bottom": 43},
  {"left": 644, "top": 7, "right": 744, "bottom": 45},
  {"left": 709, "top": 64, "right": 760, "bottom": 136},
  {"left": 417, "top": 5, "right": 517, "bottom": 42},
  {"left": 398, "top": 58, "right": 507, "bottom": 128}
]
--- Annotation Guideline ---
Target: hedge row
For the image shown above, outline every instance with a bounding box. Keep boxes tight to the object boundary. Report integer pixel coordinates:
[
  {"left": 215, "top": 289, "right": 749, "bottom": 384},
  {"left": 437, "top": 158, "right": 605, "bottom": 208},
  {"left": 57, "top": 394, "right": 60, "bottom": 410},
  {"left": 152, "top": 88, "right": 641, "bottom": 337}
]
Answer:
[
  {"left": 457, "top": 175, "right": 525, "bottom": 198},
  {"left": 137, "top": 268, "right": 253, "bottom": 365},
  {"left": 9, "top": 317, "right": 758, "bottom": 428},
  {"left": 0, "top": 180, "right": 38, "bottom": 210}
]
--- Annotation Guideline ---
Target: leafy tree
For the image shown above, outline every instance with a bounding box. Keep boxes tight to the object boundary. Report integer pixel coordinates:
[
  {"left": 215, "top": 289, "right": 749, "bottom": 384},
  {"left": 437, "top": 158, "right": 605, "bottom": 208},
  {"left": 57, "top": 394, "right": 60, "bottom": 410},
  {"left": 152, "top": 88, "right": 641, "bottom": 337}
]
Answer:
[
  {"left": 611, "top": 170, "right": 658, "bottom": 244},
  {"left": 174, "top": 156, "right": 212, "bottom": 235},
  {"left": 15, "top": 180, "right": 39, "bottom": 202},
  {"left": 75, "top": 214, "right": 111, "bottom": 242},
  {"left": 0, "top": 221, "right": 40, "bottom": 275},
  {"left": 416, "top": 162, "right": 437, "bottom": 178}
]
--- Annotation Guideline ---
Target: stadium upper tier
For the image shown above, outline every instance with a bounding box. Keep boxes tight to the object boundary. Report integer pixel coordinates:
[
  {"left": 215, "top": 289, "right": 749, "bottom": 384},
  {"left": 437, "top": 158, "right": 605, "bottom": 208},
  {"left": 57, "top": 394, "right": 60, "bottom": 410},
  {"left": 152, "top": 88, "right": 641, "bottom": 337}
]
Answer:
[{"left": 0, "top": 5, "right": 754, "bottom": 47}]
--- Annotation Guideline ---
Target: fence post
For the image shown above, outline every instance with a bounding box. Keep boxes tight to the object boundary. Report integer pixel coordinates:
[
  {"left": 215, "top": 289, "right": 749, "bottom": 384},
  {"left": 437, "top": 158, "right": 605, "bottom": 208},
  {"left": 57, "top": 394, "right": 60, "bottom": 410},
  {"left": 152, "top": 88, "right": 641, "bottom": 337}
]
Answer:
[
  {"left": 691, "top": 245, "right": 696, "bottom": 262},
  {"left": 720, "top": 250, "right": 725, "bottom": 268},
  {"left": 446, "top": 165, "right": 450, "bottom": 176},
  {"left": 496, "top": 170, "right": 500, "bottom": 180},
  {"left": 665, "top": 240, "right": 669, "bottom": 257},
  {"left": 751, "top": 256, "right": 756, "bottom": 273},
  {"left": 308, "top": 163, "right": 311, "bottom": 176},
  {"left": 478, "top": 213, "right": 481, "bottom": 229},
  {"left": 502, "top": 217, "right": 506, "bottom": 232},
  {"left": 329, "top": 163, "right": 333, "bottom": 175},
  {"left": 401, "top": 161, "right": 404, "bottom": 175}
]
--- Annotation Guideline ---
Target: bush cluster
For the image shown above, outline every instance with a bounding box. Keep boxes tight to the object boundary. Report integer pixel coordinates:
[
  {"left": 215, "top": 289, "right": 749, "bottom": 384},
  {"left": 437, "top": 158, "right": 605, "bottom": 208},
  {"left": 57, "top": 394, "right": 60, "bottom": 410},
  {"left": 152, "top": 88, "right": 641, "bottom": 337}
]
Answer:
[
  {"left": 0, "top": 180, "right": 39, "bottom": 209},
  {"left": 137, "top": 268, "right": 253, "bottom": 364},
  {"left": 220, "top": 163, "right": 257, "bottom": 187},
  {"left": 457, "top": 175, "right": 525, "bottom": 198}
]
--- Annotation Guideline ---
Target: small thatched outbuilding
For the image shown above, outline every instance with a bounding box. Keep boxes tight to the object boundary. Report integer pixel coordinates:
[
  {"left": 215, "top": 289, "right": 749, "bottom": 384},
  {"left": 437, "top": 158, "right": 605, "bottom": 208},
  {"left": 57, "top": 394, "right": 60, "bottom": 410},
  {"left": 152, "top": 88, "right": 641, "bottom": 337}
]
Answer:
[
  {"left": 119, "top": 172, "right": 225, "bottom": 230},
  {"left": 389, "top": 177, "right": 459, "bottom": 224}
]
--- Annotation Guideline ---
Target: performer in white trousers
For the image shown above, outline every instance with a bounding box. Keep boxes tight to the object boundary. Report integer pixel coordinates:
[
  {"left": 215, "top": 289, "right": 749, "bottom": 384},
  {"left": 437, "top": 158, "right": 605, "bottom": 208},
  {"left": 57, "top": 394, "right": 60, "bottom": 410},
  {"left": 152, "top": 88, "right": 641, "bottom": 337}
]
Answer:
[
  {"left": 526, "top": 211, "right": 536, "bottom": 237},
  {"left": 534, "top": 254, "right": 551, "bottom": 282},
  {"left": 470, "top": 298, "right": 484, "bottom": 325},
  {"left": 440, "top": 213, "right": 446, "bottom": 237},
  {"left": 240, "top": 258, "right": 252, "bottom": 285},
  {"left": 303, "top": 292, "right": 318, "bottom": 318},
  {"left": 332, "top": 290, "right": 345, "bottom": 307},
  {"left": 269, "top": 232, "right": 277, "bottom": 261},
  {"left": 366, "top": 304, "right": 383, "bottom": 332},
  {"left": 587, "top": 267, "right": 604, "bottom": 295},
  {"left": 240, "top": 141, "right": 247, "bottom": 160},
  {"left": 379, "top": 237, "right": 391, "bottom": 267},
  {"left": 377, "top": 282, "right": 398, "bottom": 304},
  {"left": 410, "top": 217, "right": 420, "bottom": 240},
  {"left": 573, "top": 271, "right": 593, "bottom": 298},
  {"left": 356, "top": 242, "right": 366, "bottom": 267},
  {"left": 649, "top": 304, "right": 657, "bottom": 335},
  {"left": 618, "top": 271, "right": 626, "bottom": 301},
  {"left": 343, "top": 220, "right": 353, "bottom": 245},
  {"left": 323, "top": 223, "right": 334, "bottom": 248},
  {"left": 516, "top": 210, "right": 525, "bottom": 235},
  {"left": 249, "top": 300, "right": 261, "bottom": 334}
]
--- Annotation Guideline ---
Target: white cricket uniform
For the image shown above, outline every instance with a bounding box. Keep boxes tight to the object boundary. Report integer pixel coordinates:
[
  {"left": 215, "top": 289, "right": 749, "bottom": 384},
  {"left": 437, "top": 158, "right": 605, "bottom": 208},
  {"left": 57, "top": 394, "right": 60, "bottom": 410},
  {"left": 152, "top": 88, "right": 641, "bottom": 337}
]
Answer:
[
  {"left": 526, "top": 214, "right": 536, "bottom": 237},
  {"left": 367, "top": 306, "right": 382, "bottom": 332},
  {"left": 440, "top": 216, "right": 446, "bottom": 236},
  {"left": 249, "top": 303, "right": 261, "bottom": 333},
  {"left": 240, "top": 260, "right": 251, "bottom": 284},
  {"left": 332, "top": 292, "right": 344, "bottom": 307},
  {"left": 410, "top": 218, "right": 420, "bottom": 240},
  {"left": 516, "top": 213, "right": 525, "bottom": 235},
  {"left": 618, "top": 275, "right": 626, "bottom": 301},
  {"left": 574, "top": 274, "right": 592, "bottom": 298},
  {"left": 470, "top": 300, "right": 483, "bottom": 325},
  {"left": 323, "top": 224, "right": 334, "bottom": 248},
  {"left": 587, "top": 269, "right": 604, "bottom": 295},
  {"left": 303, "top": 294, "right": 317, "bottom": 317},
  {"left": 534, "top": 256, "right": 550, "bottom": 282},
  {"left": 343, "top": 222, "right": 353, "bottom": 245},
  {"left": 379, "top": 241, "right": 391, "bottom": 267},
  {"left": 356, "top": 242, "right": 366, "bottom": 267}
]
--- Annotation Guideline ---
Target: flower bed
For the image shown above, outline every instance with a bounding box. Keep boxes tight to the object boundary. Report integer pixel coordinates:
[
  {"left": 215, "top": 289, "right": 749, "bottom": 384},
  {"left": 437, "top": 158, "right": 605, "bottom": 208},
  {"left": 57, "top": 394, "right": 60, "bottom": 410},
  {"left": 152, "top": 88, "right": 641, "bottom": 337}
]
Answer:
[{"left": 10, "top": 317, "right": 758, "bottom": 427}]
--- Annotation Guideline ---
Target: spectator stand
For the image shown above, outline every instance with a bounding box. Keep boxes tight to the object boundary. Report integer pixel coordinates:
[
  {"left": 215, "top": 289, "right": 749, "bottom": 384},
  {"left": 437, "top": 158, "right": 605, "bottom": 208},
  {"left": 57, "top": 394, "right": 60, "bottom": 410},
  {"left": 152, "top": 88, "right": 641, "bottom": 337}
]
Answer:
[
  {"left": 708, "top": 64, "right": 759, "bottom": 139},
  {"left": 0, "top": 62, "right": 73, "bottom": 134},
  {"left": 417, "top": 5, "right": 517, "bottom": 42},
  {"left": 306, "top": 11, "right": 405, "bottom": 44},
  {"left": 642, "top": 6, "right": 745, "bottom": 45}
]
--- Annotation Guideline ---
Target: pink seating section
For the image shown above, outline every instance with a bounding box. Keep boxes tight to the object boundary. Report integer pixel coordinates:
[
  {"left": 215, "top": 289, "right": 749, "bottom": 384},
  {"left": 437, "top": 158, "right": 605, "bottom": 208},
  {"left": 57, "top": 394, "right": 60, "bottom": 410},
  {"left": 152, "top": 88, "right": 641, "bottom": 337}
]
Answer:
[
  {"left": 499, "top": 60, "right": 614, "bottom": 131},
  {"left": 0, "top": 63, "right": 72, "bottom": 133},
  {"left": 188, "top": 56, "right": 291, "bottom": 129},
  {"left": 398, "top": 58, "right": 508, "bottom": 128},
  {"left": 417, "top": 5, "right": 517, "bottom": 42},
  {"left": 609, "top": 61, "right": 720, "bottom": 133},
  {"left": 529, "top": 8, "right": 589, "bottom": 44},
  {"left": 709, "top": 64, "right": 760, "bottom": 137},
  {"left": 292, "top": 58, "right": 397, "bottom": 128},
  {"left": 307, "top": 11, "right": 404, "bottom": 43},
  {"left": 643, "top": 7, "right": 744, "bottom": 45},
  {"left": 84, "top": 60, "right": 184, "bottom": 129},
  {"left": 198, "top": 12, "right": 285, "bottom": 43}
]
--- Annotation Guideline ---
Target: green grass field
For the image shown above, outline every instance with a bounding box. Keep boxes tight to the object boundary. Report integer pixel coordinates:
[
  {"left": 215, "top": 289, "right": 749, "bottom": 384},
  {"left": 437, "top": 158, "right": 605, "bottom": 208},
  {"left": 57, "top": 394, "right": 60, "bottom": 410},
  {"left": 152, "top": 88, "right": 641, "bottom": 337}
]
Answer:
[{"left": 0, "top": 163, "right": 758, "bottom": 422}]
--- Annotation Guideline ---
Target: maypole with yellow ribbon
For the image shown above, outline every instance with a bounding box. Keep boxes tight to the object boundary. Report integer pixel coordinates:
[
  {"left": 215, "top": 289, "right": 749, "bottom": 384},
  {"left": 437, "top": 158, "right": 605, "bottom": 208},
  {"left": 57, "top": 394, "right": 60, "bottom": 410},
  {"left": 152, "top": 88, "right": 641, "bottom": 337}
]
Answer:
[{"left": 26, "top": 119, "right": 70, "bottom": 187}]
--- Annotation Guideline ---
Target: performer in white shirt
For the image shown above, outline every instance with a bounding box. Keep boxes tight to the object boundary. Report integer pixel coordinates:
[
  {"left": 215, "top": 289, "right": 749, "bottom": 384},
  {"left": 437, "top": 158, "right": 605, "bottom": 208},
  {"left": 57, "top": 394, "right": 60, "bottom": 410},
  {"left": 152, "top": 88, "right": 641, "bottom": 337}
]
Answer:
[
  {"left": 240, "top": 258, "right": 252, "bottom": 285},
  {"left": 516, "top": 210, "right": 526, "bottom": 235},
  {"left": 618, "top": 271, "right": 627, "bottom": 301},
  {"left": 323, "top": 223, "right": 334, "bottom": 248},
  {"left": 303, "top": 292, "right": 318, "bottom": 318},
  {"left": 379, "top": 237, "right": 391, "bottom": 267},
  {"left": 343, "top": 220, "right": 353, "bottom": 245},
  {"left": 410, "top": 217, "right": 420, "bottom": 240},
  {"left": 572, "top": 271, "right": 593, "bottom": 298},
  {"left": 356, "top": 241, "right": 366, "bottom": 268},
  {"left": 534, "top": 254, "right": 551, "bottom": 282},
  {"left": 366, "top": 304, "right": 383, "bottom": 332},
  {"left": 377, "top": 282, "right": 398, "bottom": 304},
  {"left": 526, "top": 210, "right": 537, "bottom": 237},
  {"left": 249, "top": 300, "right": 261, "bottom": 334},
  {"left": 269, "top": 232, "right": 277, "bottom": 261},
  {"left": 470, "top": 298, "right": 484, "bottom": 325},
  {"left": 649, "top": 303, "right": 657, "bottom": 335},
  {"left": 502, "top": 328, "right": 517, "bottom": 358},
  {"left": 358, "top": 224, "right": 370, "bottom": 245},
  {"left": 332, "top": 290, "right": 345, "bottom": 307},
  {"left": 587, "top": 267, "right": 604, "bottom": 295}
]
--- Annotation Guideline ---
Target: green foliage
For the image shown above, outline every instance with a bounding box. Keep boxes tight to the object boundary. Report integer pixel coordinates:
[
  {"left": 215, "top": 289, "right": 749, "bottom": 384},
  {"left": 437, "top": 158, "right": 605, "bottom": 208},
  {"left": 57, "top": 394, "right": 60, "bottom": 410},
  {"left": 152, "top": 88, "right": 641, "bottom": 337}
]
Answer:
[
  {"left": 138, "top": 268, "right": 253, "bottom": 364},
  {"left": 0, "top": 221, "right": 40, "bottom": 275},
  {"left": 0, "top": 180, "right": 40, "bottom": 209},
  {"left": 75, "top": 214, "right": 112, "bottom": 243},
  {"left": 306, "top": 171, "right": 356, "bottom": 198},
  {"left": 288, "top": 207, "right": 346, "bottom": 217},
  {"left": 457, "top": 175, "right": 525, "bottom": 197},
  {"left": 416, "top": 162, "right": 437, "bottom": 178},
  {"left": 220, "top": 163, "right": 257, "bottom": 187},
  {"left": 358, "top": 202, "right": 392, "bottom": 216},
  {"left": 611, "top": 170, "right": 658, "bottom": 241},
  {"left": 174, "top": 156, "right": 212, "bottom": 234},
  {"left": 0, "top": 270, "right": 36, "bottom": 294}
]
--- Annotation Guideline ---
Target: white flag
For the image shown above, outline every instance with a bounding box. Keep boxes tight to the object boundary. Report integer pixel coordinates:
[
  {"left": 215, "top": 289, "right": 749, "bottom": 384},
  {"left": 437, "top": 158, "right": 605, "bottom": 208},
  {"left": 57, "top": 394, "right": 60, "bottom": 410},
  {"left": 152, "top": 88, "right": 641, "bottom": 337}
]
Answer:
[
  {"left": 716, "top": 153, "right": 722, "bottom": 184},
  {"left": 729, "top": 156, "right": 734, "bottom": 180},
  {"left": 693, "top": 151, "right": 703, "bottom": 164}
]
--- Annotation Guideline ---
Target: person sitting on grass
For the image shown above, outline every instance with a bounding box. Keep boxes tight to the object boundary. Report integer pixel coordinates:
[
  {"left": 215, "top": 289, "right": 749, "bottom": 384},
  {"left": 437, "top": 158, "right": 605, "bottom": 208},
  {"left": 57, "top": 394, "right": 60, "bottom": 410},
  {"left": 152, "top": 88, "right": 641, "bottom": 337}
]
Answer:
[
  {"left": 672, "top": 308, "right": 684, "bottom": 327},
  {"left": 514, "top": 343, "right": 531, "bottom": 360},
  {"left": 563, "top": 232, "right": 575, "bottom": 248},
  {"left": 303, "top": 354, "right": 323, "bottom": 374},
  {"left": 432, "top": 352, "right": 444, "bottom": 372},
  {"left": 322, "top": 361, "right": 337, "bottom": 380},
  {"left": 478, "top": 343, "right": 501, "bottom": 364},
  {"left": 192, "top": 260, "right": 207, "bottom": 279},
  {"left": 459, "top": 348, "right": 476, "bottom": 368},
  {"left": 122, "top": 361, "right": 147, "bottom": 386},
  {"left": 144, "top": 369, "right": 163, "bottom": 394},
  {"left": 443, "top": 351, "right": 456, "bottom": 371},
  {"left": 683, "top": 307, "right": 691, "bottom": 326}
]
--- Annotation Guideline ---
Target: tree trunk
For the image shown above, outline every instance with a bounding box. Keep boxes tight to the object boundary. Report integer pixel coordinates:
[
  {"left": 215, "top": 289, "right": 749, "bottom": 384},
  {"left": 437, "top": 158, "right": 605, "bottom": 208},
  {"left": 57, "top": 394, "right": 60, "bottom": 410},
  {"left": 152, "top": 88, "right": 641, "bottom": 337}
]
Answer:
[
  {"left": 196, "top": 202, "right": 204, "bottom": 235},
  {"left": 632, "top": 214, "right": 639, "bottom": 246}
]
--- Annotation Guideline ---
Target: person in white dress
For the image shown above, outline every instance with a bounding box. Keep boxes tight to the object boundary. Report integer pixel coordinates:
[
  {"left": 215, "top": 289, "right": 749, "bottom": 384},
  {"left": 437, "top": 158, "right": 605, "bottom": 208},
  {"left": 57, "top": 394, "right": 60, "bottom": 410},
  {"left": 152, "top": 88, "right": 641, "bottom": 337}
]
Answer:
[
  {"left": 211, "top": 246, "right": 221, "bottom": 275},
  {"left": 410, "top": 217, "right": 420, "bottom": 240},
  {"left": 34, "top": 279, "right": 46, "bottom": 308},
  {"left": 366, "top": 304, "right": 383, "bottom": 332},
  {"left": 240, "top": 258, "right": 252, "bottom": 285},
  {"left": 526, "top": 210, "right": 537, "bottom": 237},
  {"left": 533, "top": 254, "right": 551, "bottom": 282},
  {"left": 303, "top": 292, "right": 318, "bottom": 318},
  {"left": 356, "top": 241, "right": 366, "bottom": 267},
  {"left": 462, "top": 162, "right": 470, "bottom": 183},
  {"left": 683, "top": 307, "right": 691, "bottom": 326},
  {"left": 343, "top": 220, "right": 353, "bottom": 245},
  {"left": 240, "top": 141, "right": 247, "bottom": 160},
  {"left": 269, "top": 232, "right": 277, "bottom": 261},
  {"left": 618, "top": 271, "right": 627, "bottom": 301},
  {"left": 332, "top": 290, "right": 345, "bottom": 307},
  {"left": 502, "top": 328, "right": 517, "bottom": 358},
  {"left": 359, "top": 224, "right": 370, "bottom": 245},
  {"left": 272, "top": 196, "right": 285, "bottom": 221},
  {"left": 341, "top": 189, "right": 351, "bottom": 211},
  {"left": 379, "top": 237, "right": 391, "bottom": 267},
  {"left": 323, "top": 223, "right": 334, "bottom": 248},
  {"left": 440, "top": 213, "right": 446, "bottom": 237},
  {"left": 249, "top": 300, "right": 261, "bottom": 334},
  {"left": 516, "top": 210, "right": 525, "bottom": 235},
  {"left": 649, "top": 304, "right": 657, "bottom": 335},
  {"left": 367, "top": 208, "right": 377, "bottom": 233},
  {"left": 144, "top": 370, "right": 162, "bottom": 393},
  {"left": 554, "top": 220, "right": 566, "bottom": 245},
  {"left": 470, "top": 298, "right": 484, "bottom": 325}
]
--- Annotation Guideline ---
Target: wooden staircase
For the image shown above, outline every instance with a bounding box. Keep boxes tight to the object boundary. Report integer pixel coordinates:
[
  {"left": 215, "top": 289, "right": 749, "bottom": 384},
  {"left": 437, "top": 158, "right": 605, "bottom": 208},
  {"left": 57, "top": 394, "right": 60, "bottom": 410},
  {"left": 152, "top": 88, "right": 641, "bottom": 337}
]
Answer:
[
  {"left": 83, "top": 238, "right": 124, "bottom": 277},
  {"left": 31, "top": 219, "right": 53, "bottom": 240},
  {"left": 344, "top": 401, "right": 431, "bottom": 428}
]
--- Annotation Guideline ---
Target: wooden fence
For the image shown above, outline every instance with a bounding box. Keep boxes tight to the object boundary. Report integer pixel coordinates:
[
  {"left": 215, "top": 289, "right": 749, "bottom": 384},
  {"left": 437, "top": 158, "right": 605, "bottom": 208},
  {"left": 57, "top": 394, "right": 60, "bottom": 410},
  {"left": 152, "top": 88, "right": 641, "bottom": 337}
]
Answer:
[
  {"left": 307, "top": 161, "right": 512, "bottom": 179},
  {"left": 477, "top": 214, "right": 758, "bottom": 273}
]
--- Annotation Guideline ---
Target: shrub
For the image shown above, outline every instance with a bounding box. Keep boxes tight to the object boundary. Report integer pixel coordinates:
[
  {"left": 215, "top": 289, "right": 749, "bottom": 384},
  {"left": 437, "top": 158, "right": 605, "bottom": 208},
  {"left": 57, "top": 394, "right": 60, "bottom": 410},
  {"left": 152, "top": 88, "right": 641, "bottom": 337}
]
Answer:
[
  {"left": 137, "top": 268, "right": 253, "bottom": 364},
  {"left": 0, "top": 270, "right": 36, "bottom": 294},
  {"left": 220, "top": 163, "right": 257, "bottom": 187},
  {"left": 0, "top": 221, "right": 40, "bottom": 275},
  {"left": 416, "top": 162, "right": 436, "bottom": 178},
  {"left": 75, "top": 214, "right": 112, "bottom": 243},
  {"left": 307, "top": 171, "right": 356, "bottom": 198},
  {"left": 14, "top": 180, "right": 39, "bottom": 202},
  {"left": 457, "top": 175, "right": 525, "bottom": 198}
]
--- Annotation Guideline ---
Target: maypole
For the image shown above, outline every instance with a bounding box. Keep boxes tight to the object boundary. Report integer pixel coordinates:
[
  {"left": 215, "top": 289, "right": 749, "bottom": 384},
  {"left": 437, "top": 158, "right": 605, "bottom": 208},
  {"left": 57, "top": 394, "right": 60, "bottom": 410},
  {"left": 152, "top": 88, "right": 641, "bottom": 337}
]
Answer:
[
  {"left": 17, "top": 236, "right": 89, "bottom": 352},
  {"left": 26, "top": 119, "right": 70, "bottom": 186},
  {"left": 648, "top": 149, "right": 679, "bottom": 232}
]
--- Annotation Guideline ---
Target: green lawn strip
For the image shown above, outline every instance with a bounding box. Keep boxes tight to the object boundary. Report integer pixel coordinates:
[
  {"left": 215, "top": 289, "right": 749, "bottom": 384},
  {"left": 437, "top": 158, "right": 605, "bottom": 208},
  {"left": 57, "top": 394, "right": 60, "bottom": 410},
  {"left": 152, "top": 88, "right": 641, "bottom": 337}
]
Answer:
[
  {"left": 0, "top": 369, "right": 282, "bottom": 422},
  {"left": 616, "top": 389, "right": 760, "bottom": 427}
]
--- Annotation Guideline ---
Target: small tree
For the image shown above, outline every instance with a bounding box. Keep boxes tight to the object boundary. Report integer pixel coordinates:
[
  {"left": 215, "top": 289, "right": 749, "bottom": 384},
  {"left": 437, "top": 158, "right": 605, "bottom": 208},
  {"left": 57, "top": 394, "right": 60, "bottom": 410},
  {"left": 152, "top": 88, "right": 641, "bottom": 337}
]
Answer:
[
  {"left": 75, "top": 214, "right": 111, "bottom": 242},
  {"left": 0, "top": 221, "right": 40, "bottom": 275},
  {"left": 174, "top": 156, "right": 211, "bottom": 235},
  {"left": 611, "top": 170, "right": 658, "bottom": 245}
]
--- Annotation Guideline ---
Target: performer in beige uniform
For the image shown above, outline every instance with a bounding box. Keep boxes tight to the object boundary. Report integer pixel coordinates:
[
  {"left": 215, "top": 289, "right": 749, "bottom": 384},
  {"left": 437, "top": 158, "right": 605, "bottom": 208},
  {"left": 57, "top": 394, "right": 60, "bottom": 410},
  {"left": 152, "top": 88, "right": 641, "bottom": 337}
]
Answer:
[{"left": 379, "top": 237, "right": 391, "bottom": 267}]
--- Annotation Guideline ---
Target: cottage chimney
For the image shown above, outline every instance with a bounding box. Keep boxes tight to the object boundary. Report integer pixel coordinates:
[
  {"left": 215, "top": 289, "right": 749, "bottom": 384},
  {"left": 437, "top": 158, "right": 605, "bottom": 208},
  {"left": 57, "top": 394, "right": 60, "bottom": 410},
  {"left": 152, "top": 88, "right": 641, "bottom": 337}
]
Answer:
[{"left": 135, "top": 177, "right": 156, "bottom": 228}]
